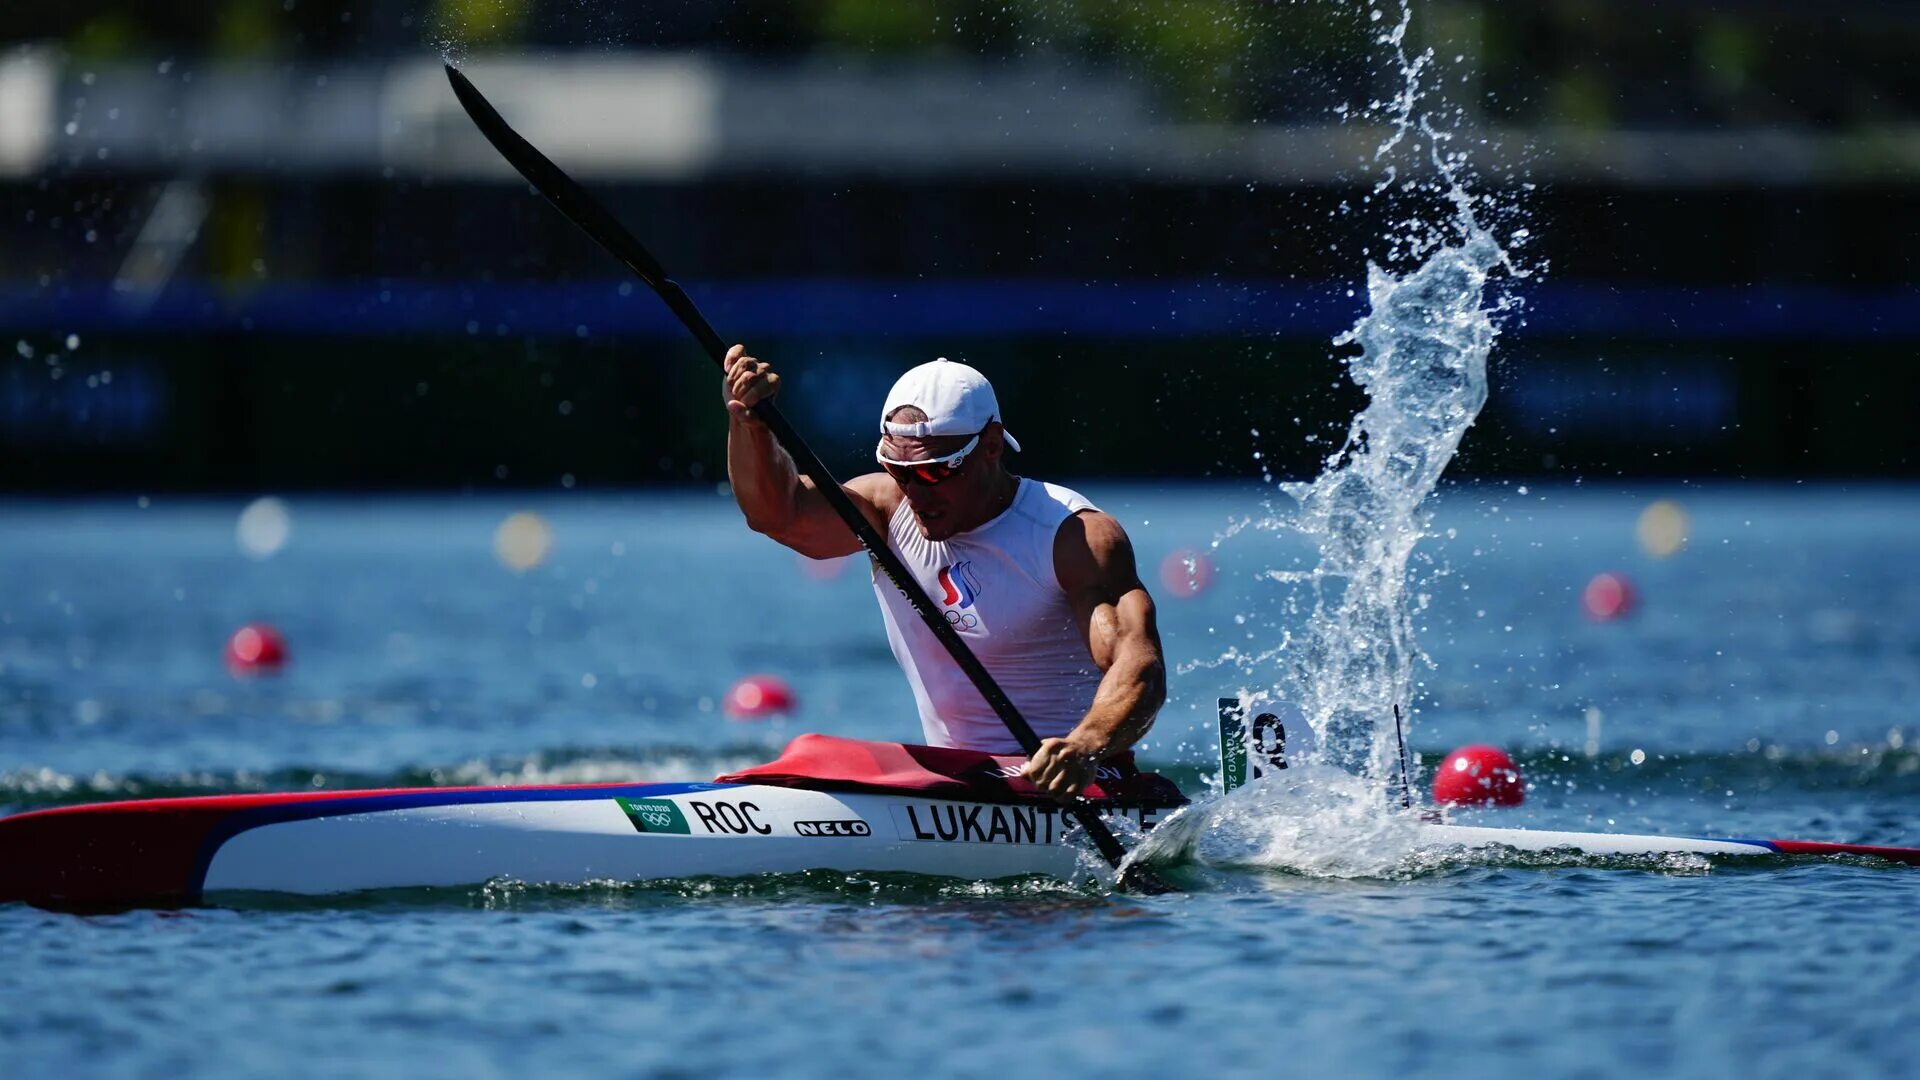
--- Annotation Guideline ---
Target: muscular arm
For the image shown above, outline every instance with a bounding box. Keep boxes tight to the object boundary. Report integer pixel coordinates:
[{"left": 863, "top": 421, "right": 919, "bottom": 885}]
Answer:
[
  {"left": 1023, "top": 510, "right": 1167, "bottom": 798},
  {"left": 723, "top": 345, "right": 896, "bottom": 557}
]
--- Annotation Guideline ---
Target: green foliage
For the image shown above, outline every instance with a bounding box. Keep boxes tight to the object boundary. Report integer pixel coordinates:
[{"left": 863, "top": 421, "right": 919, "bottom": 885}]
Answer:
[
  {"left": 1696, "top": 16, "right": 1757, "bottom": 99},
  {"left": 68, "top": 12, "right": 141, "bottom": 60},
  {"left": 1546, "top": 69, "right": 1611, "bottom": 129},
  {"left": 1109, "top": 0, "right": 1260, "bottom": 122},
  {"left": 817, "top": 0, "right": 942, "bottom": 52},
  {"left": 1024, "top": 0, "right": 1342, "bottom": 122},
  {"left": 433, "top": 0, "right": 529, "bottom": 47},
  {"left": 213, "top": 0, "right": 281, "bottom": 58}
]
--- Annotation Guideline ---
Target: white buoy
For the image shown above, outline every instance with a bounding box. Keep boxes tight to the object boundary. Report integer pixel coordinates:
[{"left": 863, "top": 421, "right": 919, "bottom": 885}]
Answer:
[{"left": 235, "top": 497, "right": 293, "bottom": 560}]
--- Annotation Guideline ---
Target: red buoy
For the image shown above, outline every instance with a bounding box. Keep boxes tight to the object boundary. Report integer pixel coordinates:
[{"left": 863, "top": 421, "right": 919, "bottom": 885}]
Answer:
[
  {"left": 226, "top": 623, "right": 288, "bottom": 676},
  {"left": 1158, "top": 549, "right": 1215, "bottom": 599},
  {"left": 725, "top": 674, "right": 795, "bottom": 720},
  {"left": 1582, "top": 572, "right": 1636, "bottom": 621},
  {"left": 1432, "top": 744, "right": 1526, "bottom": 807}
]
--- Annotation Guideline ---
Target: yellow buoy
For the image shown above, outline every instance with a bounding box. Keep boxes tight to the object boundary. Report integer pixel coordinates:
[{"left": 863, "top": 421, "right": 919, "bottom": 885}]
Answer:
[
  {"left": 493, "top": 511, "right": 554, "bottom": 572},
  {"left": 1636, "top": 499, "right": 1689, "bottom": 558}
]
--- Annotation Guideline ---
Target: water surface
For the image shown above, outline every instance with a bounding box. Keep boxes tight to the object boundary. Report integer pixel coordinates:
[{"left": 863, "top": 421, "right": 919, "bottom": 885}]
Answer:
[{"left": 2, "top": 486, "right": 1916, "bottom": 1077}]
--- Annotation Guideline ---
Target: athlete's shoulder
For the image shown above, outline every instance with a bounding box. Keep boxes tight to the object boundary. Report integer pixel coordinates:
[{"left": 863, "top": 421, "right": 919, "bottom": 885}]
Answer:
[
  {"left": 845, "top": 471, "right": 906, "bottom": 520},
  {"left": 1057, "top": 507, "right": 1132, "bottom": 555},
  {"left": 1051, "top": 507, "right": 1141, "bottom": 593},
  {"left": 1033, "top": 480, "right": 1099, "bottom": 514}
]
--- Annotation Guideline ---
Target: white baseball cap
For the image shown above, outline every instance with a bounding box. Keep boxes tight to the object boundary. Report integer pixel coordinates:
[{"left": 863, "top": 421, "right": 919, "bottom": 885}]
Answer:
[{"left": 879, "top": 358, "right": 1021, "bottom": 451}]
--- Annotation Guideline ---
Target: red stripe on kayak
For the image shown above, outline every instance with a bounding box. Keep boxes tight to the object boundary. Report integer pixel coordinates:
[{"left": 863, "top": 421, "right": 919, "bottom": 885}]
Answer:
[
  {"left": 1767, "top": 840, "right": 1920, "bottom": 866},
  {"left": 714, "top": 733, "right": 1186, "bottom": 805},
  {"left": 0, "top": 782, "right": 710, "bottom": 909}
]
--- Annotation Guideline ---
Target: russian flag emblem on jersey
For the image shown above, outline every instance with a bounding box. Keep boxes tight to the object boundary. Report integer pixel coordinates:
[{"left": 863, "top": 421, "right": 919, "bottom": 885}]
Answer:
[{"left": 938, "top": 562, "right": 980, "bottom": 609}]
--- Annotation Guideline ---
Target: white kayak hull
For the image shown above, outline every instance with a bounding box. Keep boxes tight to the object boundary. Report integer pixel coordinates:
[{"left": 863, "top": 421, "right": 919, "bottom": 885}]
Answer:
[
  {"left": 1420, "top": 824, "right": 1781, "bottom": 861},
  {"left": 201, "top": 785, "right": 1172, "bottom": 895},
  {"left": 202, "top": 802, "right": 1840, "bottom": 895}
]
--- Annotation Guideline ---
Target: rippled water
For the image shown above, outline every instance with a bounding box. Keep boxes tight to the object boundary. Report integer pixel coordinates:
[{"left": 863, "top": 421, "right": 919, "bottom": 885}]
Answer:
[{"left": 1, "top": 488, "right": 1917, "bottom": 1076}]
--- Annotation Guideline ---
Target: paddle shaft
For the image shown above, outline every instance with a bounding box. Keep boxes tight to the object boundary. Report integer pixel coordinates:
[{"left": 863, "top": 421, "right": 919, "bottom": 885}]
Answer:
[
  {"left": 444, "top": 64, "right": 1148, "bottom": 877},
  {"left": 1392, "top": 704, "right": 1413, "bottom": 810}
]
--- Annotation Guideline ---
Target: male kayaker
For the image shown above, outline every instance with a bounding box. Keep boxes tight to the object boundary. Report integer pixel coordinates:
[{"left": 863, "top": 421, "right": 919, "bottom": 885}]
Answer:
[{"left": 721, "top": 345, "right": 1166, "bottom": 799}]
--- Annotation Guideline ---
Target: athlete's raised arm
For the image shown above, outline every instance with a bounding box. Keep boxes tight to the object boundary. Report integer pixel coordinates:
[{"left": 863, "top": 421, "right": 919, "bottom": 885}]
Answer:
[{"left": 722, "top": 345, "right": 895, "bottom": 558}]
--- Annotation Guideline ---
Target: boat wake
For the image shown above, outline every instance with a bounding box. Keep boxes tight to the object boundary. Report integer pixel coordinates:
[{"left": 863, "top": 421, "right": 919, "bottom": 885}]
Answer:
[
  {"left": 1134, "top": 784, "right": 1725, "bottom": 881},
  {"left": 1127, "top": 779, "right": 1920, "bottom": 882},
  {"left": 1134, "top": 764, "right": 1429, "bottom": 879},
  {"left": 1130, "top": 742, "right": 1920, "bottom": 882}
]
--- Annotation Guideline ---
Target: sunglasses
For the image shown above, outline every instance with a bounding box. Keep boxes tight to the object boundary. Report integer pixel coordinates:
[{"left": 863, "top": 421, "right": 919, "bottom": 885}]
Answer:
[{"left": 875, "top": 430, "right": 983, "bottom": 486}]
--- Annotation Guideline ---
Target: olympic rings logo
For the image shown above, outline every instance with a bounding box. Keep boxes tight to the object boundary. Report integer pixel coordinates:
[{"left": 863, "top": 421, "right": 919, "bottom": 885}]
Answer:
[{"left": 944, "top": 610, "right": 980, "bottom": 631}]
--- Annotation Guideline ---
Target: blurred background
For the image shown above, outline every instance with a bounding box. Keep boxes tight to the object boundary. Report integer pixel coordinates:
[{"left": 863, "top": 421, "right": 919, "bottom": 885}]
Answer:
[
  {"left": 2, "top": 0, "right": 1917, "bottom": 491},
  {"left": 4, "top": 16, "right": 1919, "bottom": 1070}
]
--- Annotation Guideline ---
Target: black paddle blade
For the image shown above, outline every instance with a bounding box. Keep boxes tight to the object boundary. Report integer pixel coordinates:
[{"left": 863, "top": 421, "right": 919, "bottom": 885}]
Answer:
[
  {"left": 1115, "top": 862, "right": 1181, "bottom": 896},
  {"left": 443, "top": 64, "right": 674, "bottom": 291}
]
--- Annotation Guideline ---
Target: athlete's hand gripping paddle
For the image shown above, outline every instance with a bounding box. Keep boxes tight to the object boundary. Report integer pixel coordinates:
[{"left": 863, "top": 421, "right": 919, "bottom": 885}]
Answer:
[{"left": 444, "top": 64, "right": 1176, "bottom": 895}]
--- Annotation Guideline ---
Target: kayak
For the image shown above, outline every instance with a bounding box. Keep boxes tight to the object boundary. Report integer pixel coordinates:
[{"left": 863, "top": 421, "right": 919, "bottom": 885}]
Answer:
[
  {"left": 5, "top": 775, "right": 1915, "bottom": 910},
  {"left": 0, "top": 735, "right": 1188, "bottom": 908},
  {"left": 0, "top": 780, "right": 1178, "bottom": 908},
  {"left": 3, "top": 733, "right": 1914, "bottom": 909}
]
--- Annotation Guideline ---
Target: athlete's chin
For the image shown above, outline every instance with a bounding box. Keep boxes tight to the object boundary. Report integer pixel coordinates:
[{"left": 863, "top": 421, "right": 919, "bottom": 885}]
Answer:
[{"left": 914, "top": 513, "right": 956, "bottom": 541}]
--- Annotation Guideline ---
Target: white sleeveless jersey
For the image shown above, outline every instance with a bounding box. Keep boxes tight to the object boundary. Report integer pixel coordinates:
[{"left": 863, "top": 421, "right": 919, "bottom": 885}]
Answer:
[{"left": 871, "top": 479, "right": 1103, "bottom": 753}]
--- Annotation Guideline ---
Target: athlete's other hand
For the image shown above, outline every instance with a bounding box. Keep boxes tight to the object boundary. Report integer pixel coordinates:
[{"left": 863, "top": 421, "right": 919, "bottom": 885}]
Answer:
[
  {"left": 723, "top": 344, "right": 779, "bottom": 423},
  {"left": 1024, "top": 734, "right": 1103, "bottom": 800}
]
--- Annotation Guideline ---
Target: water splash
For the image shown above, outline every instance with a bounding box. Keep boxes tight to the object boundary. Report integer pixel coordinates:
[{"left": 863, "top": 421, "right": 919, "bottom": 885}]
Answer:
[
  {"left": 1282, "top": 225, "right": 1507, "bottom": 775},
  {"left": 1210, "top": 0, "right": 1527, "bottom": 797}
]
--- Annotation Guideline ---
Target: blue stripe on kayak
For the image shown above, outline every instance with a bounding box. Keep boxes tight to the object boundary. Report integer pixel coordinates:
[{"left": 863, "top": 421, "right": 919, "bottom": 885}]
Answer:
[{"left": 187, "top": 782, "right": 738, "bottom": 900}]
